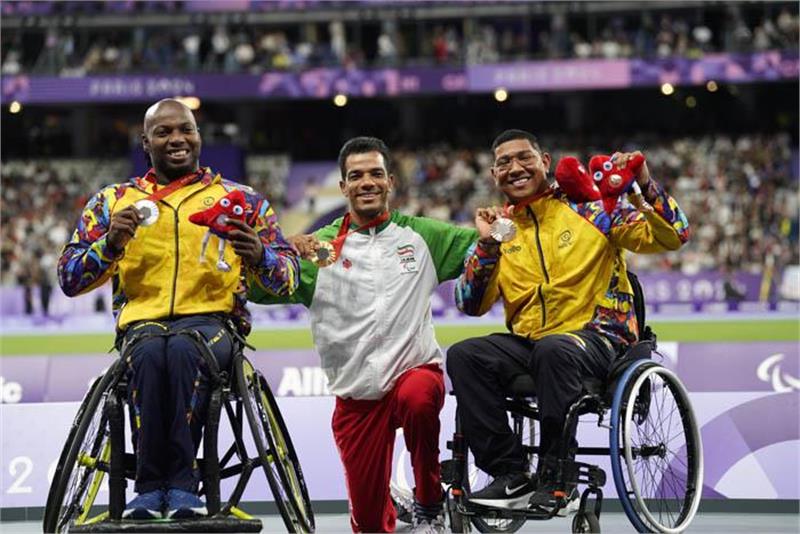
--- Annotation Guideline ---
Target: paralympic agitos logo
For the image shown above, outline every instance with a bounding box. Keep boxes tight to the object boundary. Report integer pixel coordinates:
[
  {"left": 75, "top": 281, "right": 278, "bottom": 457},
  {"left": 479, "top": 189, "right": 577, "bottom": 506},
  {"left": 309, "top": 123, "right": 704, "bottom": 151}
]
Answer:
[{"left": 757, "top": 353, "right": 800, "bottom": 392}]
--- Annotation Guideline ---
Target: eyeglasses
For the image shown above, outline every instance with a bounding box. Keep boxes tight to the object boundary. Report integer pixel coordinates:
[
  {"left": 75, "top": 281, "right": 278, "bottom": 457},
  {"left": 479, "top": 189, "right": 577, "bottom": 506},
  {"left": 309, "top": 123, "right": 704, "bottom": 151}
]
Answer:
[{"left": 494, "top": 152, "right": 537, "bottom": 172}]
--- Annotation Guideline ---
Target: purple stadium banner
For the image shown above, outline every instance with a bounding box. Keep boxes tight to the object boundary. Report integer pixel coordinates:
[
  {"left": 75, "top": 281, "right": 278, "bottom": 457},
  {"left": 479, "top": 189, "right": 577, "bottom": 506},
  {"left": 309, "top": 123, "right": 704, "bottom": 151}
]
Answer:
[
  {"left": 2, "top": 51, "right": 796, "bottom": 105},
  {"left": 468, "top": 59, "right": 631, "bottom": 91},
  {"left": 0, "top": 270, "right": 793, "bottom": 328},
  {"left": 2, "top": 341, "right": 799, "bottom": 404},
  {"left": 1, "top": 341, "right": 798, "bottom": 507}
]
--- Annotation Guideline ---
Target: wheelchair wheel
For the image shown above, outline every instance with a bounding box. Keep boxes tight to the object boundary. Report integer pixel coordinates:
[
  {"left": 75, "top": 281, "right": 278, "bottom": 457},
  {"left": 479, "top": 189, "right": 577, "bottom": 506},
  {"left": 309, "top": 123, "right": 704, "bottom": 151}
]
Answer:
[
  {"left": 610, "top": 362, "right": 703, "bottom": 533},
  {"left": 572, "top": 510, "right": 600, "bottom": 533},
  {"left": 43, "top": 361, "right": 121, "bottom": 533},
  {"left": 237, "top": 355, "right": 315, "bottom": 533}
]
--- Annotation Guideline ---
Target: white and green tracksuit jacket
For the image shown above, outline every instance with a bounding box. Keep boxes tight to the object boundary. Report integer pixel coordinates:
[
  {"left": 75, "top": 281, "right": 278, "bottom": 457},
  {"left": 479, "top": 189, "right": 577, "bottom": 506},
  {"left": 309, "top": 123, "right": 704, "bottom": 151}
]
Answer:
[{"left": 250, "top": 211, "right": 478, "bottom": 400}]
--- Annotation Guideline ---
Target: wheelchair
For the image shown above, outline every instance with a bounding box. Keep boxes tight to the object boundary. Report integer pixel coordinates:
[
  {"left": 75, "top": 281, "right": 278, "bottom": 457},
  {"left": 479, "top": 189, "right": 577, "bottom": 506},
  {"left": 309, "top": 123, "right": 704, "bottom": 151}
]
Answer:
[
  {"left": 443, "top": 273, "right": 704, "bottom": 533},
  {"left": 43, "top": 326, "right": 315, "bottom": 534}
]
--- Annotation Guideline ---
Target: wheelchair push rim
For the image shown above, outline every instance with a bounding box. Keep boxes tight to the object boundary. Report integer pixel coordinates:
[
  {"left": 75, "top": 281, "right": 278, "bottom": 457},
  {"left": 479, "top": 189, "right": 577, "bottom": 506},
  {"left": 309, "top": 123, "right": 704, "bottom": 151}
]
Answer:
[
  {"left": 237, "top": 356, "right": 315, "bottom": 533},
  {"left": 43, "top": 362, "right": 120, "bottom": 533},
  {"left": 612, "top": 362, "right": 703, "bottom": 533}
]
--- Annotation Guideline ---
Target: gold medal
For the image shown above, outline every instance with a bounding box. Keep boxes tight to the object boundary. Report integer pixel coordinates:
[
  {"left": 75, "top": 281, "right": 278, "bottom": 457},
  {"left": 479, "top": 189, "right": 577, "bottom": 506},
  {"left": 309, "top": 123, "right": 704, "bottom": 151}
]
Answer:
[
  {"left": 134, "top": 199, "right": 159, "bottom": 227},
  {"left": 489, "top": 217, "right": 516, "bottom": 243},
  {"left": 311, "top": 241, "right": 337, "bottom": 267}
]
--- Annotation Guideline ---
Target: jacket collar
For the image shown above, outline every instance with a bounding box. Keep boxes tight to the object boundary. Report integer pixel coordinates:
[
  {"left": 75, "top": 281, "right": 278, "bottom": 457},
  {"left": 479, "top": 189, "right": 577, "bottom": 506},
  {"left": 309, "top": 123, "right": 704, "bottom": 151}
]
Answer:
[{"left": 132, "top": 166, "right": 216, "bottom": 193}]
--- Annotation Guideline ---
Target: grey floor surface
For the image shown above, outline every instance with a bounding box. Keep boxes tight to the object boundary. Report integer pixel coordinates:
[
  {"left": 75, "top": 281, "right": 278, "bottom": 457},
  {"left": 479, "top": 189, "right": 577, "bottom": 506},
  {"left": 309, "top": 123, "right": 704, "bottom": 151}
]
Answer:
[{"left": 1, "top": 513, "right": 798, "bottom": 533}]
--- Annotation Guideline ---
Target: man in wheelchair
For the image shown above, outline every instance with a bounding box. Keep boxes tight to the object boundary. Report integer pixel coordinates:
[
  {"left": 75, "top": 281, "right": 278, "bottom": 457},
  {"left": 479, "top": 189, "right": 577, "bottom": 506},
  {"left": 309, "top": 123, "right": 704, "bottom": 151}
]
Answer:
[
  {"left": 447, "top": 130, "right": 689, "bottom": 511},
  {"left": 57, "top": 99, "right": 300, "bottom": 520}
]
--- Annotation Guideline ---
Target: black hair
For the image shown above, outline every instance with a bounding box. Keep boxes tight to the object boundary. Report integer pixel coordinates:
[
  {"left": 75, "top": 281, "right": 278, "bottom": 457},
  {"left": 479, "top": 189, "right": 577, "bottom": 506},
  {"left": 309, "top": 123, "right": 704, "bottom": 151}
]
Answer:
[
  {"left": 337, "top": 136, "right": 391, "bottom": 180},
  {"left": 491, "top": 129, "right": 542, "bottom": 154}
]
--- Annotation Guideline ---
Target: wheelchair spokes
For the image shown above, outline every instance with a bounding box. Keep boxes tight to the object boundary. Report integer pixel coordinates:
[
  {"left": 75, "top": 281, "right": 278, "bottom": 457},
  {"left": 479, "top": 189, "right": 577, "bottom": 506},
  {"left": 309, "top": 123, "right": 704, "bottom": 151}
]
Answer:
[
  {"left": 256, "top": 378, "right": 312, "bottom": 524},
  {"left": 237, "top": 356, "right": 315, "bottom": 533},
  {"left": 620, "top": 365, "right": 703, "bottom": 533},
  {"left": 74, "top": 440, "right": 112, "bottom": 525},
  {"left": 45, "top": 363, "right": 121, "bottom": 534}
]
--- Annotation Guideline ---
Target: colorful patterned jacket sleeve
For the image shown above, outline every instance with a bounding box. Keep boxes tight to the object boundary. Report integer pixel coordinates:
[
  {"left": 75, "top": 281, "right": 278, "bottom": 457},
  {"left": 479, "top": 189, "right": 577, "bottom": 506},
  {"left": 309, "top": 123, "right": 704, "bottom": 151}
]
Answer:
[
  {"left": 454, "top": 240, "right": 502, "bottom": 316},
  {"left": 58, "top": 185, "right": 125, "bottom": 297},
  {"left": 608, "top": 179, "right": 691, "bottom": 253},
  {"left": 244, "top": 195, "right": 300, "bottom": 297}
]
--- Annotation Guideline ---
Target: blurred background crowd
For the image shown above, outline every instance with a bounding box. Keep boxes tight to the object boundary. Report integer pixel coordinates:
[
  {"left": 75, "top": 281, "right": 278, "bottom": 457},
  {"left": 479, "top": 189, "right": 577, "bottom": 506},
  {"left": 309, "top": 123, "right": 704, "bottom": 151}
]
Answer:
[
  {"left": 2, "top": 1, "right": 798, "bottom": 75},
  {"left": 2, "top": 0, "right": 798, "bottom": 315}
]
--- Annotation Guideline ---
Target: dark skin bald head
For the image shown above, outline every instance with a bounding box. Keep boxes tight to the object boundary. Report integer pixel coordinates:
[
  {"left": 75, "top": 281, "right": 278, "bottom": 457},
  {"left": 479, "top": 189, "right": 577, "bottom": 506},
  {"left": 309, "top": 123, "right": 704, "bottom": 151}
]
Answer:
[{"left": 141, "top": 99, "right": 202, "bottom": 184}]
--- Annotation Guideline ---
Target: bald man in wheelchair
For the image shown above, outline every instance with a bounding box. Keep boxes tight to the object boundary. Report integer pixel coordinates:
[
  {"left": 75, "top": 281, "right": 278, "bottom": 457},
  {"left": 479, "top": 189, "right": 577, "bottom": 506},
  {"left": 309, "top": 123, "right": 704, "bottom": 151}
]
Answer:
[
  {"left": 57, "top": 99, "right": 299, "bottom": 520},
  {"left": 447, "top": 129, "right": 689, "bottom": 510}
]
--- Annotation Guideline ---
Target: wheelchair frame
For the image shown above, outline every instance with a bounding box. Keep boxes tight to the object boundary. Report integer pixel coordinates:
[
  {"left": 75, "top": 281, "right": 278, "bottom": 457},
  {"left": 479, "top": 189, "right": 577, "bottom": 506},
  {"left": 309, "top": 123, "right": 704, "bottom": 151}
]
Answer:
[
  {"left": 43, "top": 328, "right": 315, "bottom": 534},
  {"left": 443, "top": 273, "right": 704, "bottom": 534}
]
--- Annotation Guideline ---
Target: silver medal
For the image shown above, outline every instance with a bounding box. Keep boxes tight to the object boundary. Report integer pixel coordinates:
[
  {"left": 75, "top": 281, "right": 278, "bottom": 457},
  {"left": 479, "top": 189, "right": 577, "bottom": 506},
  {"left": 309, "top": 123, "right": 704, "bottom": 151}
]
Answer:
[
  {"left": 135, "top": 199, "right": 159, "bottom": 227},
  {"left": 489, "top": 217, "right": 516, "bottom": 243}
]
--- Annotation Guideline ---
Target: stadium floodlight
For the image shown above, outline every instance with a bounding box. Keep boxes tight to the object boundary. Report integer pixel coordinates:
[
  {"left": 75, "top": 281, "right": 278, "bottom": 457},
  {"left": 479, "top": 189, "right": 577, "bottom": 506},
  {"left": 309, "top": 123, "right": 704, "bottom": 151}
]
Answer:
[
  {"left": 494, "top": 88, "right": 509, "bottom": 102},
  {"left": 706, "top": 80, "right": 719, "bottom": 92},
  {"left": 175, "top": 96, "right": 201, "bottom": 110},
  {"left": 660, "top": 83, "right": 675, "bottom": 96},
  {"left": 333, "top": 93, "right": 348, "bottom": 107},
  {"left": 9, "top": 101, "right": 22, "bottom": 114}
]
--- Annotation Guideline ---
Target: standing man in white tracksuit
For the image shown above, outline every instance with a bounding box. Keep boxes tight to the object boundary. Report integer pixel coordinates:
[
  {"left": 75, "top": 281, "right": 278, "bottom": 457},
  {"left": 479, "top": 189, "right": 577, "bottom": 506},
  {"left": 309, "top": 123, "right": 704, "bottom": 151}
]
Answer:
[{"left": 250, "top": 137, "right": 477, "bottom": 533}]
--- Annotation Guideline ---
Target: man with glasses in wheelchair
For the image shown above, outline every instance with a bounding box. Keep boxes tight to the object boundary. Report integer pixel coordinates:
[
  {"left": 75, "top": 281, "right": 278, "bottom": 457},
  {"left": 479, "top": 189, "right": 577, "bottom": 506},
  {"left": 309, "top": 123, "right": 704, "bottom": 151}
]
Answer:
[
  {"left": 57, "top": 99, "right": 299, "bottom": 521},
  {"left": 446, "top": 129, "right": 689, "bottom": 512}
]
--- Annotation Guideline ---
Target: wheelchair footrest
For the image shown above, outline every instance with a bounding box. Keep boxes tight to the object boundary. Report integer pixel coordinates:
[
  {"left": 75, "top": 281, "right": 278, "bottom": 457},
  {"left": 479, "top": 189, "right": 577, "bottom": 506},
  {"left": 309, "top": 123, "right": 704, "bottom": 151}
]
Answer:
[
  {"left": 572, "top": 461, "right": 606, "bottom": 488},
  {"left": 70, "top": 516, "right": 263, "bottom": 533}
]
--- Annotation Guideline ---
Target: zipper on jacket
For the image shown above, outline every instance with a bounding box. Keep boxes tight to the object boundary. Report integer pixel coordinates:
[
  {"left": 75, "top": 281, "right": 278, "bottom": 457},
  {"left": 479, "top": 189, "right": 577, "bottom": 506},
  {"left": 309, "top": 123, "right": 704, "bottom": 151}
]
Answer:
[
  {"left": 528, "top": 206, "right": 549, "bottom": 327},
  {"left": 169, "top": 207, "right": 180, "bottom": 317}
]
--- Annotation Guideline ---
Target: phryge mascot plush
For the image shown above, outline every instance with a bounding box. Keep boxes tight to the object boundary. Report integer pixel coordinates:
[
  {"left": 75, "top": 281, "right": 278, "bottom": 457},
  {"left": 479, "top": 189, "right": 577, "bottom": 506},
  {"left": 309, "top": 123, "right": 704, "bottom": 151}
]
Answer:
[
  {"left": 189, "top": 189, "right": 247, "bottom": 272},
  {"left": 589, "top": 153, "right": 652, "bottom": 215},
  {"left": 554, "top": 156, "right": 602, "bottom": 203}
]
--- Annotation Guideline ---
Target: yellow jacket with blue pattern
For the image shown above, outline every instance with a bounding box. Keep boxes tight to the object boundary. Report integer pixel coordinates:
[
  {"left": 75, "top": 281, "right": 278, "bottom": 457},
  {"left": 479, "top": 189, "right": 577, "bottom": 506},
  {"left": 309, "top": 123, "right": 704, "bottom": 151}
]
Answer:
[
  {"left": 455, "top": 180, "right": 689, "bottom": 345},
  {"left": 57, "top": 168, "right": 299, "bottom": 334}
]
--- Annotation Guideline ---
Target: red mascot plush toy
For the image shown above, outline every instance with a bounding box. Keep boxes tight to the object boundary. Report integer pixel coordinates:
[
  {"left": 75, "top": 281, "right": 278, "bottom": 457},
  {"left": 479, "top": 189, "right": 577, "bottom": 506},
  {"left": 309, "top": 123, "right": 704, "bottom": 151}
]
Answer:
[
  {"left": 554, "top": 156, "right": 602, "bottom": 203},
  {"left": 589, "top": 153, "right": 650, "bottom": 215},
  {"left": 189, "top": 189, "right": 247, "bottom": 272}
]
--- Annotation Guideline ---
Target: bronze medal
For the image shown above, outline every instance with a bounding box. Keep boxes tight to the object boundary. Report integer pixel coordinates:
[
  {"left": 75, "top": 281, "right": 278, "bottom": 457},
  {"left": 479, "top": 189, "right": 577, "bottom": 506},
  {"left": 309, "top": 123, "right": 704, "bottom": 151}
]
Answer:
[{"left": 312, "top": 241, "right": 337, "bottom": 267}]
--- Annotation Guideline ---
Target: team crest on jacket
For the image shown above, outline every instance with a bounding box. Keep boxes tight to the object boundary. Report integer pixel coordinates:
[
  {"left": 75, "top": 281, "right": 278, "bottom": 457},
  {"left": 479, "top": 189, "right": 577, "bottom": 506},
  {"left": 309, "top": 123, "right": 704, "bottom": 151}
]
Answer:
[
  {"left": 558, "top": 229, "right": 574, "bottom": 249},
  {"left": 397, "top": 244, "right": 417, "bottom": 273}
]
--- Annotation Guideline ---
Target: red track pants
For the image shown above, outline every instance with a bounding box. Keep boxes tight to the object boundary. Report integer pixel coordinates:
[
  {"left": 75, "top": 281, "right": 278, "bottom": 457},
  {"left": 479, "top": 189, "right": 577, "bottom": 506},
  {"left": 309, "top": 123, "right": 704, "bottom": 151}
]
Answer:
[{"left": 332, "top": 364, "right": 445, "bottom": 533}]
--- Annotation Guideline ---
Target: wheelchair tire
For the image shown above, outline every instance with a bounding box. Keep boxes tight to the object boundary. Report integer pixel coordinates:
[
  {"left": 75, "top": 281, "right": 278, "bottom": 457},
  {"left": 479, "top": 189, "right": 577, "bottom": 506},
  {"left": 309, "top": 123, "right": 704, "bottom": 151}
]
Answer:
[
  {"left": 610, "top": 362, "right": 703, "bottom": 533},
  {"left": 236, "top": 355, "right": 315, "bottom": 533},
  {"left": 572, "top": 510, "right": 600, "bottom": 533},
  {"left": 43, "top": 360, "right": 122, "bottom": 533}
]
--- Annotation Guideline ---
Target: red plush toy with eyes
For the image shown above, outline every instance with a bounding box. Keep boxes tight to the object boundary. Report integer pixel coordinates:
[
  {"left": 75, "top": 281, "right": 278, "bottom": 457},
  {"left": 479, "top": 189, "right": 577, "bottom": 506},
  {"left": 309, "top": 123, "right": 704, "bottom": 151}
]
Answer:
[
  {"left": 554, "top": 156, "right": 602, "bottom": 203},
  {"left": 588, "top": 153, "right": 646, "bottom": 215},
  {"left": 189, "top": 190, "right": 247, "bottom": 272}
]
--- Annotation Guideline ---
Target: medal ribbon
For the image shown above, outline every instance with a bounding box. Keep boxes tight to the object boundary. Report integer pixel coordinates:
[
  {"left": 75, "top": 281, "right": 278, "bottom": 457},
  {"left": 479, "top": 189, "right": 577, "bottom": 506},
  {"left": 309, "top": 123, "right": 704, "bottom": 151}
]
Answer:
[
  {"left": 502, "top": 188, "right": 553, "bottom": 217},
  {"left": 330, "top": 211, "right": 391, "bottom": 258},
  {"left": 143, "top": 169, "right": 202, "bottom": 203}
]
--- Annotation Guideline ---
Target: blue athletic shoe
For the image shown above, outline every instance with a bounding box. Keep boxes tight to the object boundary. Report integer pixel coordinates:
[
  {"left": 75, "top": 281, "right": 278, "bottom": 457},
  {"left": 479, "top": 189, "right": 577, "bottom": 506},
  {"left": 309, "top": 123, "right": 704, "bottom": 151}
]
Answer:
[
  {"left": 166, "top": 488, "right": 208, "bottom": 519},
  {"left": 122, "top": 489, "right": 165, "bottom": 520}
]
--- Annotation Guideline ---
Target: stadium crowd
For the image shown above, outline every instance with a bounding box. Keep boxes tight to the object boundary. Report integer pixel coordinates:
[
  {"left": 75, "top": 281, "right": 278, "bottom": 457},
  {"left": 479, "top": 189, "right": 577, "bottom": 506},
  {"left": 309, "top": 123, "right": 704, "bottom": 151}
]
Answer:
[
  {"left": 2, "top": 135, "right": 796, "bottom": 307},
  {"left": 2, "top": 3, "right": 797, "bottom": 76}
]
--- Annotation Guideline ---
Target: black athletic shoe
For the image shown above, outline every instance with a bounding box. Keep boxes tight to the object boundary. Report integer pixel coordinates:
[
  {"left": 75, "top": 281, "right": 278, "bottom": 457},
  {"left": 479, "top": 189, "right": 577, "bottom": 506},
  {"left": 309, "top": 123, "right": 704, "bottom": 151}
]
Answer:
[{"left": 468, "top": 472, "right": 536, "bottom": 510}]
